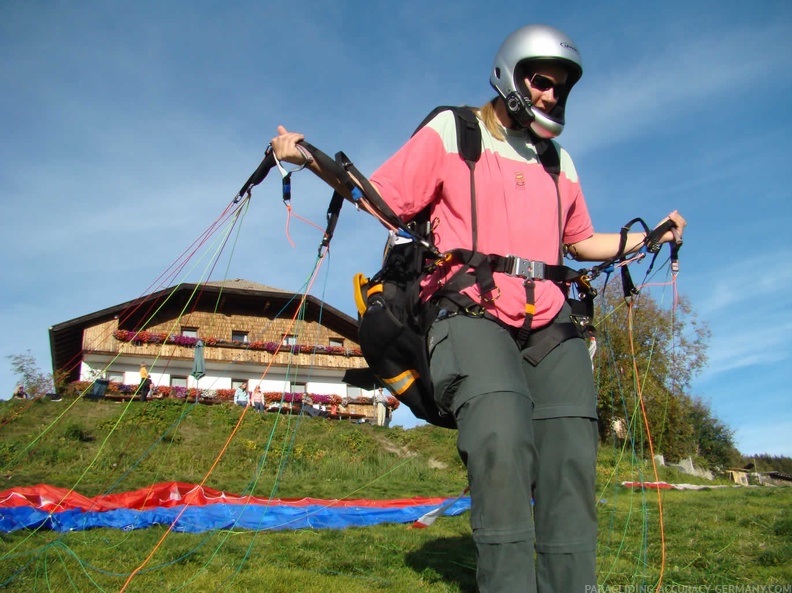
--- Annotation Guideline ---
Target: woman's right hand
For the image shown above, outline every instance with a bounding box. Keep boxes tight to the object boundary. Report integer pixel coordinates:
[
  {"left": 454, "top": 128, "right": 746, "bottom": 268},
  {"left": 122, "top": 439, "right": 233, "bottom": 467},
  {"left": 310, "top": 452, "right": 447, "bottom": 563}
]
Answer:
[{"left": 271, "top": 125, "right": 310, "bottom": 165}]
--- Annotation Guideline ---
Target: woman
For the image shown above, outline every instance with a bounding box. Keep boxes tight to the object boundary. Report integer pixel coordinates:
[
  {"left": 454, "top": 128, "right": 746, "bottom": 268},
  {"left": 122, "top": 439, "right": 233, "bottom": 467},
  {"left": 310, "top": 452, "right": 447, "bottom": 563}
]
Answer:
[
  {"left": 251, "top": 385, "right": 265, "bottom": 413},
  {"left": 12, "top": 384, "right": 27, "bottom": 400},
  {"left": 272, "top": 24, "right": 685, "bottom": 593},
  {"left": 233, "top": 383, "right": 249, "bottom": 408}
]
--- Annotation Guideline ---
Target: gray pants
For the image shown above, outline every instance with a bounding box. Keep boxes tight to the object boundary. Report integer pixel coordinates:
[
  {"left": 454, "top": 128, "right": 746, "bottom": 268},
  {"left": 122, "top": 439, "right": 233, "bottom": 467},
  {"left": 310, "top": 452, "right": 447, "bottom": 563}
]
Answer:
[{"left": 428, "top": 310, "right": 598, "bottom": 593}]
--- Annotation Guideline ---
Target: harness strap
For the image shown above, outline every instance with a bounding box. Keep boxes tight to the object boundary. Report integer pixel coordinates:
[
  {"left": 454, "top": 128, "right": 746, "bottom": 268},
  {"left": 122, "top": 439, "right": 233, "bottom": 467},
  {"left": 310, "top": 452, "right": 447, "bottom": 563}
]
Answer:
[
  {"left": 521, "top": 321, "right": 581, "bottom": 365},
  {"left": 320, "top": 190, "right": 345, "bottom": 254},
  {"left": 433, "top": 295, "right": 582, "bottom": 363},
  {"left": 428, "top": 247, "right": 589, "bottom": 354},
  {"left": 335, "top": 150, "right": 438, "bottom": 254},
  {"left": 517, "top": 281, "right": 536, "bottom": 348},
  {"left": 491, "top": 254, "right": 583, "bottom": 283},
  {"left": 430, "top": 249, "right": 584, "bottom": 292}
]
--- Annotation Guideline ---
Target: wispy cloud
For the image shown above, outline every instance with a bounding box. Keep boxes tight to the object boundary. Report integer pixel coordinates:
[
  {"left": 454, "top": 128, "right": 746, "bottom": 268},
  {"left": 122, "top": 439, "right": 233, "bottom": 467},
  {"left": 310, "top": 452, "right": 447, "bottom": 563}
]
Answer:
[
  {"left": 689, "top": 247, "right": 792, "bottom": 381},
  {"left": 696, "top": 250, "right": 792, "bottom": 316},
  {"left": 569, "top": 22, "right": 792, "bottom": 155},
  {"left": 699, "top": 321, "right": 792, "bottom": 380}
]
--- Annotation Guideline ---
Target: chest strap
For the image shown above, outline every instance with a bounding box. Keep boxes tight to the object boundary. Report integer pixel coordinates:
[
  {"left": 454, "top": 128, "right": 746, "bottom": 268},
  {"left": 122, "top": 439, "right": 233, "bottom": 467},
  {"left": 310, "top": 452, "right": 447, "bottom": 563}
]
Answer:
[
  {"left": 429, "top": 248, "right": 586, "bottom": 347},
  {"left": 431, "top": 249, "right": 583, "bottom": 294}
]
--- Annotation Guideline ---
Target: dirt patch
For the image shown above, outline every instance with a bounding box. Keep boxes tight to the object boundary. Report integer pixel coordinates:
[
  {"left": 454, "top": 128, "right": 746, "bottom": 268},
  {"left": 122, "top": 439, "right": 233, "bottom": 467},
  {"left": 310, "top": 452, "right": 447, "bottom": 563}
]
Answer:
[
  {"left": 427, "top": 458, "right": 448, "bottom": 470},
  {"left": 377, "top": 438, "right": 416, "bottom": 458},
  {"left": 375, "top": 435, "right": 448, "bottom": 469},
  {"left": 374, "top": 434, "right": 418, "bottom": 458}
]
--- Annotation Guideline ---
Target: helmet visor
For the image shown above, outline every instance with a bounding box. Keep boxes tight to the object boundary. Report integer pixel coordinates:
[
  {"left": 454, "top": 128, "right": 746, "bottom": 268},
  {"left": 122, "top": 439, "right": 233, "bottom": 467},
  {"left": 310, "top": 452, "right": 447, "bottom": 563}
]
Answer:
[{"left": 515, "top": 60, "right": 572, "bottom": 101}]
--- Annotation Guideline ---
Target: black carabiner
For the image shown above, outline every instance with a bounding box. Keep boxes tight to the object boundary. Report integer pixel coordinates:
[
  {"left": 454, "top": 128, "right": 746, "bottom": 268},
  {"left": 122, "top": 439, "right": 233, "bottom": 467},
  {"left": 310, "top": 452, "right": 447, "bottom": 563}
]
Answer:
[{"left": 282, "top": 172, "right": 292, "bottom": 206}]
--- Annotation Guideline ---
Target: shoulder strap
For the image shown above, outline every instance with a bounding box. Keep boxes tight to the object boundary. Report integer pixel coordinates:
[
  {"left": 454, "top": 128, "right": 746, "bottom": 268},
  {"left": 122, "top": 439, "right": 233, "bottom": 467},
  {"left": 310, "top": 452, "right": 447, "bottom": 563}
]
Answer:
[
  {"left": 410, "top": 106, "right": 483, "bottom": 252},
  {"left": 531, "top": 135, "right": 563, "bottom": 264},
  {"left": 532, "top": 136, "right": 560, "bottom": 177},
  {"left": 411, "top": 106, "right": 488, "bottom": 295},
  {"left": 452, "top": 107, "right": 482, "bottom": 164},
  {"left": 412, "top": 105, "right": 482, "bottom": 164}
]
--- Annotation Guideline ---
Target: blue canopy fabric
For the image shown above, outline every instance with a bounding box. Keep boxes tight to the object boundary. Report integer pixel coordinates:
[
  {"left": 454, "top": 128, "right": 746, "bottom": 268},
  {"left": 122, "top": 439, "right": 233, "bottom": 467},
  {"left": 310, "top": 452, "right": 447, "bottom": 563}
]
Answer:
[{"left": 0, "top": 483, "right": 470, "bottom": 534}]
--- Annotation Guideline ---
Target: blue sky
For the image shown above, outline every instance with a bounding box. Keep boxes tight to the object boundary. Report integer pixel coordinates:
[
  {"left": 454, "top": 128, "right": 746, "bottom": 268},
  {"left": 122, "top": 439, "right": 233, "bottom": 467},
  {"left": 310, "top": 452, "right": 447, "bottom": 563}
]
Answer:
[{"left": 2, "top": 1, "right": 790, "bottom": 456}]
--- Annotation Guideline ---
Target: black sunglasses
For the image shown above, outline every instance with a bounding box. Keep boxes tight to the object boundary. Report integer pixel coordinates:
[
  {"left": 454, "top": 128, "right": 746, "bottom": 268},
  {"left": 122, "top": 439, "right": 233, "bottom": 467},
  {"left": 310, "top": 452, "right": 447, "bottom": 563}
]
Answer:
[{"left": 527, "top": 73, "right": 566, "bottom": 96}]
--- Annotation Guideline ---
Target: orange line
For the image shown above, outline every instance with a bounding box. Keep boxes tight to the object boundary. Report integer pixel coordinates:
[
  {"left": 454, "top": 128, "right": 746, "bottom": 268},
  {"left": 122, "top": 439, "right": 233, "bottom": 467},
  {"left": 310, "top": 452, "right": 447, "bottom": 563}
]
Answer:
[
  {"left": 626, "top": 300, "right": 666, "bottom": 591},
  {"left": 284, "top": 204, "right": 296, "bottom": 248},
  {"left": 119, "top": 256, "right": 326, "bottom": 591}
]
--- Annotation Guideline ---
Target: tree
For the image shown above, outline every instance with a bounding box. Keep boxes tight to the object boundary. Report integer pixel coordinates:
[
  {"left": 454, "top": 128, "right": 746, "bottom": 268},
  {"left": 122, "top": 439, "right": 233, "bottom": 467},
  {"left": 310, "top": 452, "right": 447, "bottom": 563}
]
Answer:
[
  {"left": 687, "top": 396, "right": 741, "bottom": 468},
  {"left": 592, "top": 276, "right": 713, "bottom": 462},
  {"left": 746, "top": 454, "right": 792, "bottom": 474},
  {"left": 6, "top": 351, "right": 53, "bottom": 398}
]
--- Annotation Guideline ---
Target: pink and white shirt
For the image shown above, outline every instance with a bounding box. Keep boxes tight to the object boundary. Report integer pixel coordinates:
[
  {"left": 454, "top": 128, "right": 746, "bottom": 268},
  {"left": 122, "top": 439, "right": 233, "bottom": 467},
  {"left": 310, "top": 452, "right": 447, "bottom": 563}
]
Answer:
[{"left": 370, "top": 109, "right": 594, "bottom": 329}]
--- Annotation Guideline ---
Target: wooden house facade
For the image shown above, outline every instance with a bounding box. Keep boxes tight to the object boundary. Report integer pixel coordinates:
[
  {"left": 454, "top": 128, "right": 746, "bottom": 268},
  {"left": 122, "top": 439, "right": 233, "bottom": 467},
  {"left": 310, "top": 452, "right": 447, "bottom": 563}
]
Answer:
[{"left": 49, "top": 279, "right": 385, "bottom": 421}]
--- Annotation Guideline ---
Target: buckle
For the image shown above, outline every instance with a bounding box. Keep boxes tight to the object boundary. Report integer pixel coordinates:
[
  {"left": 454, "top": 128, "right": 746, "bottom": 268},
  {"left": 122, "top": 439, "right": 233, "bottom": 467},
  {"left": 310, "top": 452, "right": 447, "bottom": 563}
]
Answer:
[
  {"left": 507, "top": 256, "right": 546, "bottom": 280},
  {"left": 463, "top": 305, "right": 486, "bottom": 318},
  {"left": 480, "top": 287, "right": 501, "bottom": 304}
]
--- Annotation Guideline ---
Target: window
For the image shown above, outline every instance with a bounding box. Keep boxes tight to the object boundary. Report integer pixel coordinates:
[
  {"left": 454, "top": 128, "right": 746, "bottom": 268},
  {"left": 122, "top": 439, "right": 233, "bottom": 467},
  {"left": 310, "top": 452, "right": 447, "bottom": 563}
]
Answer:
[
  {"left": 347, "top": 386, "right": 362, "bottom": 398},
  {"left": 291, "top": 382, "right": 306, "bottom": 394},
  {"left": 232, "top": 331, "right": 249, "bottom": 343},
  {"left": 329, "top": 337, "right": 344, "bottom": 348},
  {"left": 171, "top": 376, "right": 187, "bottom": 388},
  {"left": 231, "top": 379, "right": 247, "bottom": 390},
  {"left": 283, "top": 335, "right": 297, "bottom": 346},
  {"left": 181, "top": 327, "right": 198, "bottom": 338},
  {"left": 106, "top": 371, "right": 124, "bottom": 383}
]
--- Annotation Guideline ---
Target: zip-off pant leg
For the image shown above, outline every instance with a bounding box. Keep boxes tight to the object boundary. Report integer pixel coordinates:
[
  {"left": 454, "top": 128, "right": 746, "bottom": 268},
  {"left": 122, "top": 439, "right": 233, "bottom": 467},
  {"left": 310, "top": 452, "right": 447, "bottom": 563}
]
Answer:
[
  {"left": 428, "top": 315, "right": 538, "bottom": 593},
  {"left": 457, "top": 392, "right": 538, "bottom": 593},
  {"left": 533, "top": 416, "right": 598, "bottom": 593},
  {"left": 523, "top": 336, "right": 599, "bottom": 593}
]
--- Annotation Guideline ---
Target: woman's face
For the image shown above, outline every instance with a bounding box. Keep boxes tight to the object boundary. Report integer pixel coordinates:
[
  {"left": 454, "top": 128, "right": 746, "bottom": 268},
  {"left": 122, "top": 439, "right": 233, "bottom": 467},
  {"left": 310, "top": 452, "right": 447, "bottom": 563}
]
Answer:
[{"left": 524, "top": 63, "right": 568, "bottom": 114}]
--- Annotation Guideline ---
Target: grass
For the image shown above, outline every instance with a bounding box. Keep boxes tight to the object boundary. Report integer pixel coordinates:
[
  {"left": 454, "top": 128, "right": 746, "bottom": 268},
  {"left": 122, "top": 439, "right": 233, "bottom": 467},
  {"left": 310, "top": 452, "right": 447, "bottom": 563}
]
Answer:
[{"left": 1, "top": 398, "right": 790, "bottom": 592}]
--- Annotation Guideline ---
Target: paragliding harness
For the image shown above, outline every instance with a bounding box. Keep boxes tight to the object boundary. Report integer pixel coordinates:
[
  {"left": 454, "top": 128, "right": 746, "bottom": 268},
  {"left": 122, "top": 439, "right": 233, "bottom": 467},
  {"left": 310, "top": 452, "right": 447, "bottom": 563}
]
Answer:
[
  {"left": 348, "top": 106, "right": 599, "bottom": 429},
  {"left": 234, "top": 107, "right": 682, "bottom": 430}
]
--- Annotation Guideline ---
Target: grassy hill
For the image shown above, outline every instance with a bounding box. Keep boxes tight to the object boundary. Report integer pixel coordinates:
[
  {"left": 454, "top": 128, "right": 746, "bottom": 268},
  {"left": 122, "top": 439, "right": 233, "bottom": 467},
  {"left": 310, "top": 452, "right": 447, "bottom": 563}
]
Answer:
[{"left": 1, "top": 398, "right": 790, "bottom": 592}]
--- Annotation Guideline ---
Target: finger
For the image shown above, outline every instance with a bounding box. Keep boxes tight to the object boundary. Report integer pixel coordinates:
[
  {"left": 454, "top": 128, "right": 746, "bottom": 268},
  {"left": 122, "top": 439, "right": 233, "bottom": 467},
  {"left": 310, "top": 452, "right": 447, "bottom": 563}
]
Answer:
[
  {"left": 275, "top": 126, "right": 304, "bottom": 141},
  {"left": 272, "top": 127, "right": 305, "bottom": 148},
  {"left": 664, "top": 211, "right": 683, "bottom": 226}
]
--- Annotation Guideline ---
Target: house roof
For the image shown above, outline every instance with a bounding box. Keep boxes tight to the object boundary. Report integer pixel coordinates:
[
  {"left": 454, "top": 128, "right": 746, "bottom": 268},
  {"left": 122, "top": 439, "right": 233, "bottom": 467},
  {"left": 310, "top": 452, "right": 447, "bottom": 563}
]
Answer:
[
  {"left": 204, "top": 278, "right": 290, "bottom": 292},
  {"left": 49, "top": 281, "right": 359, "bottom": 382}
]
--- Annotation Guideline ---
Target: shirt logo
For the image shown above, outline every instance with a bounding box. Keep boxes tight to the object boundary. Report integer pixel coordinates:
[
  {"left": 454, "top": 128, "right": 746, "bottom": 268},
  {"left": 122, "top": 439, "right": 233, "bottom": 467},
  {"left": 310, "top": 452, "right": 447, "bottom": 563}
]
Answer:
[{"left": 515, "top": 172, "right": 525, "bottom": 190}]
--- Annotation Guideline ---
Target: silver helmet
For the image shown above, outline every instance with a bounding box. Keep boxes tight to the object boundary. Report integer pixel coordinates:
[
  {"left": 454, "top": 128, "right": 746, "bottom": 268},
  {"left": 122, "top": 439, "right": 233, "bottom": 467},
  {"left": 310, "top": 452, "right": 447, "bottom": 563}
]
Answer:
[{"left": 489, "top": 24, "right": 583, "bottom": 138}]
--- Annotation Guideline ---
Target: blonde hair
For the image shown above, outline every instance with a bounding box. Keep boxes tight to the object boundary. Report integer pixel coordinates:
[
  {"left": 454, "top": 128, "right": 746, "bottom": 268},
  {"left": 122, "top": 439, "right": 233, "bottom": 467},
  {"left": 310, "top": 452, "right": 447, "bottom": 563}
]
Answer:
[{"left": 476, "top": 98, "right": 506, "bottom": 142}]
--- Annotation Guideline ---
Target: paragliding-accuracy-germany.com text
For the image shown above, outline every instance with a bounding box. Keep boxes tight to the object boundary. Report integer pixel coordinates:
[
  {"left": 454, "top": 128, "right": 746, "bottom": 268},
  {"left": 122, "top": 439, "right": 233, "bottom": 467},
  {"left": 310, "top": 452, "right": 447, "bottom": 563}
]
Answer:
[{"left": 585, "top": 585, "right": 792, "bottom": 593}]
